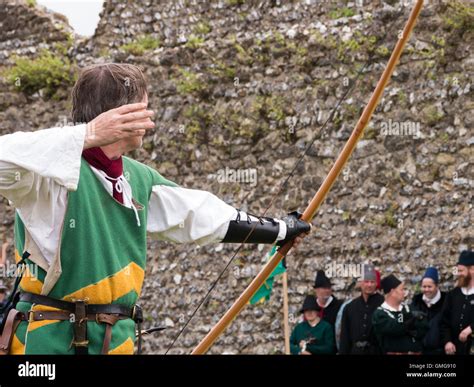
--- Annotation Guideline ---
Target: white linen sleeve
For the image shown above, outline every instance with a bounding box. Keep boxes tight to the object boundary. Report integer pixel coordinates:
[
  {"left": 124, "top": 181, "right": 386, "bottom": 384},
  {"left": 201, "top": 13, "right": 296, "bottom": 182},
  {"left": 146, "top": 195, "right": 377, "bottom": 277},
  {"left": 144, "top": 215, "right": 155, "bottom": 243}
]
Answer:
[
  {"left": 0, "top": 125, "right": 86, "bottom": 207},
  {"left": 147, "top": 185, "right": 238, "bottom": 245}
]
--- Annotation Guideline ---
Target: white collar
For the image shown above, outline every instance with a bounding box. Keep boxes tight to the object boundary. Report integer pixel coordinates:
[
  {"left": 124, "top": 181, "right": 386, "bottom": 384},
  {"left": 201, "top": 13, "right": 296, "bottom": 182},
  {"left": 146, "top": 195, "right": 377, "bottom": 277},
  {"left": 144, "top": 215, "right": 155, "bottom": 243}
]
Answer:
[
  {"left": 461, "top": 287, "right": 474, "bottom": 296},
  {"left": 422, "top": 289, "right": 441, "bottom": 306},
  {"left": 318, "top": 296, "right": 333, "bottom": 308},
  {"left": 89, "top": 166, "right": 141, "bottom": 227},
  {"left": 381, "top": 301, "right": 403, "bottom": 312}
]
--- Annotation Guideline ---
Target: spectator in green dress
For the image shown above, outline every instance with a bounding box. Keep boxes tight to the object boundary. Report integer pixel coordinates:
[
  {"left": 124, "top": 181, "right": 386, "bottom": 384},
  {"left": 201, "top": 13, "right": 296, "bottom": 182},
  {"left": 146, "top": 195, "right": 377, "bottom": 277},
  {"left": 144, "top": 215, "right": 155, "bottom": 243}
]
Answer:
[{"left": 290, "top": 295, "right": 335, "bottom": 355}]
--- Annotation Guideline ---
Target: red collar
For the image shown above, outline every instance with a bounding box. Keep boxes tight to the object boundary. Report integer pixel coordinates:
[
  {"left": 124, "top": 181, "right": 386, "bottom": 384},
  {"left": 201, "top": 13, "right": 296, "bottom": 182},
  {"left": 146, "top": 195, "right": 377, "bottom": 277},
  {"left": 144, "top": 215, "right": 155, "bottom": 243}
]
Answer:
[{"left": 82, "top": 148, "right": 123, "bottom": 178}]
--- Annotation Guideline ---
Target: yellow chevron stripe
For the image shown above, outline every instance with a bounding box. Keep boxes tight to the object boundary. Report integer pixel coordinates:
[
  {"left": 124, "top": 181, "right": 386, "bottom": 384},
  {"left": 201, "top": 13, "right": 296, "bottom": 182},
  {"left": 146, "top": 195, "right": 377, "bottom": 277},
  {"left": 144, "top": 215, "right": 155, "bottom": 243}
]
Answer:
[
  {"left": 108, "top": 337, "right": 134, "bottom": 355},
  {"left": 10, "top": 334, "right": 25, "bottom": 355},
  {"left": 63, "top": 262, "right": 144, "bottom": 304},
  {"left": 15, "top": 250, "right": 43, "bottom": 294}
]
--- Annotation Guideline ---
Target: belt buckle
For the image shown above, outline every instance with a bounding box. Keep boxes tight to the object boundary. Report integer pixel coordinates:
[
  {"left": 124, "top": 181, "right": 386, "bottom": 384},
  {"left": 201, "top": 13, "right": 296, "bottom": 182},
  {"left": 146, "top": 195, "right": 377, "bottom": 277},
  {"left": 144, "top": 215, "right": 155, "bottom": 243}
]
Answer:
[{"left": 132, "top": 305, "right": 143, "bottom": 323}]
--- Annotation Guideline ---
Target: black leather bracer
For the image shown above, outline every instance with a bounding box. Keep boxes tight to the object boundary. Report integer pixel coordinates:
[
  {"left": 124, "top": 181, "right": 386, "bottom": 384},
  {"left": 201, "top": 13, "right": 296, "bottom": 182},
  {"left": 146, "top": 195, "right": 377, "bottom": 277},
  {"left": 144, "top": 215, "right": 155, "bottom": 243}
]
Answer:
[
  {"left": 222, "top": 210, "right": 310, "bottom": 245},
  {"left": 222, "top": 211, "right": 280, "bottom": 244}
]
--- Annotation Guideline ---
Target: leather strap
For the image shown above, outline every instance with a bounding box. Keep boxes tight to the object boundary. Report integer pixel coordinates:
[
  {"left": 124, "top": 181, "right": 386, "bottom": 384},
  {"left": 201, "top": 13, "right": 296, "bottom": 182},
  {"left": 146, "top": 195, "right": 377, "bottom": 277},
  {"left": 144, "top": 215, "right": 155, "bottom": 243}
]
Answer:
[
  {"left": 97, "top": 314, "right": 121, "bottom": 354},
  {"left": 73, "top": 300, "right": 88, "bottom": 355},
  {"left": 28, "top": 309, "right": 127, "bottom": 355},
  {"left": 20, "top": 292, "right": 133, "bottom": 317},
  {"left": 18, "top": 292, "right": 139, "bottom": 355},
  {"left": 0, "top": 309, "right": 25, "bottom": 354},
  {"left": 25, "top": 311, "right": 128, "bottom": 323},
  {"left": 29, "top": 311, "right": 71, "bottom": 321}
]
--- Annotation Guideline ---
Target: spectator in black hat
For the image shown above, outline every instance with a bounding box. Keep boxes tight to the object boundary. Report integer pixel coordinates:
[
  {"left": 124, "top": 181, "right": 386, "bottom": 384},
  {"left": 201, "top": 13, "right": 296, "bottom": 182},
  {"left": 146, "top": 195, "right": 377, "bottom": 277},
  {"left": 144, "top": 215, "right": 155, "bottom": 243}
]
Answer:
[
  {"left": 411, "top": 267, "right": 446, "bottom": 354},
  {"left": 312, "top": 270, "right": 343, "bottom": 329},
  {"left": 372, "top": 274, "right": 428, "bottom": 354},
  {"left": 290, "top": 295, "right": 335, "bottom": 355},
  {"left": 440, "top": 250, "right": 474, "bottom": 355}
]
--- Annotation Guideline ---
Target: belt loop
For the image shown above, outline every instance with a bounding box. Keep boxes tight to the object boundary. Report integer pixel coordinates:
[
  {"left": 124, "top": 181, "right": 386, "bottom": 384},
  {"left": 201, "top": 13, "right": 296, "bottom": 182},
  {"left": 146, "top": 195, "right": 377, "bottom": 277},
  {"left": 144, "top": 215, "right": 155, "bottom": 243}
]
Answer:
[{"left": 72, "top": 300, "right": 88, "bottom": 355}]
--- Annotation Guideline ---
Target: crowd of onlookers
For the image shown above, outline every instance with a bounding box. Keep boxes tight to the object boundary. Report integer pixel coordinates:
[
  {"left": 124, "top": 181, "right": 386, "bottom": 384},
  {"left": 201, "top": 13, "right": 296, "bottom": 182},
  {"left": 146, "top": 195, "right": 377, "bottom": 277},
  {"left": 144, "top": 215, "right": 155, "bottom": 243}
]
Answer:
[{"left": 290, "top": 250, "right": 474, "bottom": 355}]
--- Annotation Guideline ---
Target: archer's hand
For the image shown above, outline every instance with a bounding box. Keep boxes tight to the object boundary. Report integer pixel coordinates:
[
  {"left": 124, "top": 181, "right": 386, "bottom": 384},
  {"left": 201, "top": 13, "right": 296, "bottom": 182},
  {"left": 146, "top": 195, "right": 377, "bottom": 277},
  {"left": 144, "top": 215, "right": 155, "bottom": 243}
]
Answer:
[
  {"left": 84, "top": 102, "right": 155, "bottom": 149},
  {"left": 292, "top": 231, "right": 311, "bottom": 251},
  {"left": 278, "top": 211, "right": 312, "bottom": 249}
]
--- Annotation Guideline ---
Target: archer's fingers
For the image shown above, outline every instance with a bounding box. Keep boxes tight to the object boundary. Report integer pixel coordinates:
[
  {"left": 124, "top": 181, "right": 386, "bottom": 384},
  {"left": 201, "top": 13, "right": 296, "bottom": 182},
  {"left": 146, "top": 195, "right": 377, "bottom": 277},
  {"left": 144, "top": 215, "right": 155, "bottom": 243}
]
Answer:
[
  {"left": 121, "top": 121, "right": 155, "bottom": 131},
  {"left": 115, "top": 102, "right": 148, "bottom": 115},
  {"left": 120, "top": 110, "right": 155, "bottom": 124},
  {"left": 130, "top": 130, "right": 147, "bottom": 137}
]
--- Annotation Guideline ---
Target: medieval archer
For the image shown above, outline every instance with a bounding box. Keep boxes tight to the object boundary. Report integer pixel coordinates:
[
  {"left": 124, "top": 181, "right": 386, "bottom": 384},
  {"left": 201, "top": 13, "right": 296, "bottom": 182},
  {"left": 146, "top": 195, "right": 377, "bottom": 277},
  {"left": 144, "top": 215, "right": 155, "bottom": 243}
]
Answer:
[{"left": 0, "top": 63, "right": 310, "bottom": 355}]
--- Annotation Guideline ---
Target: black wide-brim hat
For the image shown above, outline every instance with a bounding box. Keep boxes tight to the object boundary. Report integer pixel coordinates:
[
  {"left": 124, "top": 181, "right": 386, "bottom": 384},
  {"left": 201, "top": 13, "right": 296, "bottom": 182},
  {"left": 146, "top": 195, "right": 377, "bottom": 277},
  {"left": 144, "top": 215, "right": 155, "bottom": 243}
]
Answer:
[
  {"left": 299, "top": 295, "right": 321, "bottom": 313},
  {"left": 313, "top": 270, "right": 331, "bottom": 288}
]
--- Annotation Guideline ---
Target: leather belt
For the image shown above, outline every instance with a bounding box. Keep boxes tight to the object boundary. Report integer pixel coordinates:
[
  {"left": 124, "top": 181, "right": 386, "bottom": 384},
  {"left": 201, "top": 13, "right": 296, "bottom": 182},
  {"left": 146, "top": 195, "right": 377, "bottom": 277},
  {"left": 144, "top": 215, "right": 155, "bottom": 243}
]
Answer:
[
  {"left": 20, "top": 292, "right": 134, "bottom": 317},
  {"left": 17, "top": 292, "right": 140, "bottom": 355}
]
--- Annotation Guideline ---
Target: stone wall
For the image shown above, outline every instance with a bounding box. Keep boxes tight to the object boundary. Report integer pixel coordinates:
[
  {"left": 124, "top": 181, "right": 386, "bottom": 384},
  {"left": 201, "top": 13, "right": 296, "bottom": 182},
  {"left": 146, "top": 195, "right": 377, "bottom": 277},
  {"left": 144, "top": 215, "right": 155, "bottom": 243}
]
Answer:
[{"left": 0, "top": 0, "right": 472, "bottom": 354}]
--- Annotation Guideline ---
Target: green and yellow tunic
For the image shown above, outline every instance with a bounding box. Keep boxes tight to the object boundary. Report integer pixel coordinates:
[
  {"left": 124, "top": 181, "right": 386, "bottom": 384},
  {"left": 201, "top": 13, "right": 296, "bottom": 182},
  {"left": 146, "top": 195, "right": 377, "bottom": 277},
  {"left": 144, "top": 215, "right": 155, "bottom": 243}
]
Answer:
[{"left": 11, "top": 157, "right": 175, "bottom": 354}]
